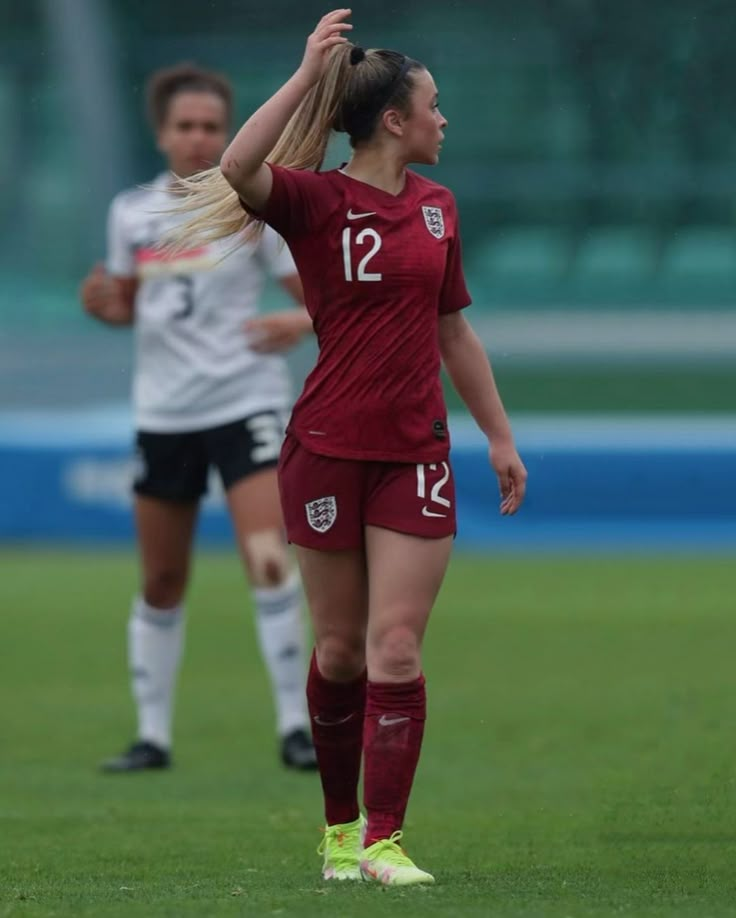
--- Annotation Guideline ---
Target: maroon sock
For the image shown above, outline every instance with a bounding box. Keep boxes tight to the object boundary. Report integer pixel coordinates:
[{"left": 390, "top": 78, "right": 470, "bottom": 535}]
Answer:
[
  {"left": 363, "top": 675, "right": 426, "bottom": 845},
  {"left": 306, "top": 650, "right": 366, "bottom": 826}
]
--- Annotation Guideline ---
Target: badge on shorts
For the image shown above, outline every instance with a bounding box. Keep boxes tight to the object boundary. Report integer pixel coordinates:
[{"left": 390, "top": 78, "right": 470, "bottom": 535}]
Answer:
[
  {"left": 422, "top": 206, "right": 445, "bottom": 239},
  {"left": 305, "top": 496, "right": 337, "bottom": 533}
]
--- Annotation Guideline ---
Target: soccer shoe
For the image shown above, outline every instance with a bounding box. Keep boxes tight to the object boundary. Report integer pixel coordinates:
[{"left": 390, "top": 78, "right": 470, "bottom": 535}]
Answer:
[
  {"left": 360, "top": 831, "right": 435, "bottom": 886},
  {"left": 280, "top": 728, "right": 318, "bottom": 771},
  {"left": 317, "top": 814, "right": 366, "bottom": 881},
  {"left": 100, "top": 740, "right": 171, "bottom": 773}
]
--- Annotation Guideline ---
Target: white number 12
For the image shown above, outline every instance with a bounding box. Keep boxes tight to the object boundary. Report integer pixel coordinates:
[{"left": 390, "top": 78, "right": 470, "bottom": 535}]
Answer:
[{"left": 342, "top": 227, "right": 382, "bottom": 282}]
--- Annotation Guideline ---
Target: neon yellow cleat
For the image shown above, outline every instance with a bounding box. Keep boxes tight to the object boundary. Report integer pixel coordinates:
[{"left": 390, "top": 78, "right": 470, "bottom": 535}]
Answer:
[
  {"left": 317, "top": 814, "right": 366, "bottom": 881},
  {"left": 359, "top": 831, "right": 435, "bottom": 886}
]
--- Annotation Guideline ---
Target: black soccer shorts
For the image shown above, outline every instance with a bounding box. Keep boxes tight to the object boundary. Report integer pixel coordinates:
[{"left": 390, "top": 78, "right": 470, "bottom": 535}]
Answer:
[{"left": 133, "top": 410, "right": 285, "bottom": 501}]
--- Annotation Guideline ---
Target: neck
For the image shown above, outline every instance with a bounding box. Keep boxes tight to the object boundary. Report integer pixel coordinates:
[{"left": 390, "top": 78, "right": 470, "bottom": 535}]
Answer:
[{"left": 342, "top": 148, "right": 407, "bottom": 196}]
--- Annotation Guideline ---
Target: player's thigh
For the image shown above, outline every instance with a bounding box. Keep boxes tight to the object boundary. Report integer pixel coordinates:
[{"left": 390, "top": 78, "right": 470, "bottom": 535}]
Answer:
[
  {"left": 225, "top": 467, "right": 283, "bottom": 534},
  {"left": 134, "top": 495, "right": 199, "bottom": 605},
  {"left": 295, "top": 544, "right": 369, "bottom": 679},
  {"left": 225, "top": 468, "right": 290, "bottom": 586},
  {"left": 132, "top": 430, "right": 206, "bottom": 604},
  {"left": 364, "top": 525, "right": 453, "bottom": 674},
  {"left": 206, "top": 413, "right": 288, "bottom": 585}
]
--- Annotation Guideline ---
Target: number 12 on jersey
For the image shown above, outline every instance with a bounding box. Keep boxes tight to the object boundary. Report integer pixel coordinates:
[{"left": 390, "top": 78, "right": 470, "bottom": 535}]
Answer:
[{"left": 342, "top": 227, "right": 382, "bottom": 282}]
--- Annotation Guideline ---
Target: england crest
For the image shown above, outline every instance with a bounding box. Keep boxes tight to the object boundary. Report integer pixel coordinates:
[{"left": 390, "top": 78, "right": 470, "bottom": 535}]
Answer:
[
  {"left": 422, "top": 206, "right": 445, "bottom": 239},
  {"left": 305, "top": 496, "right": 337, "bottom": 533}
]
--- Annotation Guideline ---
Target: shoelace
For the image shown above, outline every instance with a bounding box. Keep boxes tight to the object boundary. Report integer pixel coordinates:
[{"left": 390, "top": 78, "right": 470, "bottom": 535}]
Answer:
[
  {"left": 365, "top": 831, "right": 413, "bottom": 866},
  {"left": 317, "top": 823, "right": 360, "bottom": 868}
]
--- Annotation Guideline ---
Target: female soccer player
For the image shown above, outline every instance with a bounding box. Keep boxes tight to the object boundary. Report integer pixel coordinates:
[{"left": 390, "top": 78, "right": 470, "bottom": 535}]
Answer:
[
  {"left": 79, "top": 64, "right": 317, "bottom": 773},
  {"left": 167, "top": 12, "right": 527, "bottom": 885}
]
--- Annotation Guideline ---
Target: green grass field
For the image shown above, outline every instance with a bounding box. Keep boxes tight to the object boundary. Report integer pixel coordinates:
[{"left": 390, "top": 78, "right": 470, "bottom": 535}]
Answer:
[{"left": 2, "top": 550, "right": 735, "bottom": 917}]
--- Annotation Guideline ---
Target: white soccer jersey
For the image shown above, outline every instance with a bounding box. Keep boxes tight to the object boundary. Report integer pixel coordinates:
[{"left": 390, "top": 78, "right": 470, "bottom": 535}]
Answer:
[{"left": 106, "top": 173, "right": 298, "bottom": 432}]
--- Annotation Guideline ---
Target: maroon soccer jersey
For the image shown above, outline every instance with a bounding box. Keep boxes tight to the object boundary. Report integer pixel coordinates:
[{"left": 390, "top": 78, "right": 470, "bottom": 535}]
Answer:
[{"left": 259, "top": 164, "right": 471, "bottom": 462}]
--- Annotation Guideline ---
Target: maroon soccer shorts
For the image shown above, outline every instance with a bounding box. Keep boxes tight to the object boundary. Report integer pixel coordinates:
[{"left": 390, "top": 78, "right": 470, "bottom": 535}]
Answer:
[{"left": 278, "top": 435, "right": 457, "bottom": 550}]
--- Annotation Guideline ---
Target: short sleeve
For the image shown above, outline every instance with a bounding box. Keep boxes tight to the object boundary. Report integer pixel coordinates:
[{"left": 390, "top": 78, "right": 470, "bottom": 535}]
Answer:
[
  {"left": 255, "top": 224, "right": 298, "bottom": 279},
  {"left": 438, "top": 215, "right": 472, "bottom": 314},
  {"left": 105, "top": 194, "right": 135, "bottom": 277},
  {"left": 252, "top": 164, "right": 330, "bottom": 238}
]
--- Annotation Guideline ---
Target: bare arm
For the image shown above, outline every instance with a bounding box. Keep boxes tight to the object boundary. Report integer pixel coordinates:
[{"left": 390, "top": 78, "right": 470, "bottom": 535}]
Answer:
[
  {"left": 279, "top": 272, "right": 306, "bottom": 306},
  {"left": 79, "top": 263, "right": 136, "bottom": 326},
  {"left": 245, "top": 272, "right": 313, "bottom": 353},
  {"left": 220, "top": 9, "right": 352, "bottom": 211},
  {"left": 439, "top": 311, "right": 527, "bottom": 514}
]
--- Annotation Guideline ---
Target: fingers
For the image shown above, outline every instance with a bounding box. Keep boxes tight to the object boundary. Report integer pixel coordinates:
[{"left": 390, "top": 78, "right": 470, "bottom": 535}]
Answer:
[
  {"left": 246, "top": 318, "right": 296, "bottom": 353},
  {"left": 313, "top": 8, "right": 352, "bottom": 46},
  {"left": 319, "top": 8, "right": 352, "bottom": 26},
  {"left": 250, "top": 335, "right": 293, "bottom": 353},
  {"left": 500, "top": 465, "right": 528, "bottom": 516}
]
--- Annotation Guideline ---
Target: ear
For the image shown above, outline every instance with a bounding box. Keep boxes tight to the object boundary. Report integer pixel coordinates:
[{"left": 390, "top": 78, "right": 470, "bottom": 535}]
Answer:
[{"left": 382, "top": 107, "right": 405, "bottom": 138}]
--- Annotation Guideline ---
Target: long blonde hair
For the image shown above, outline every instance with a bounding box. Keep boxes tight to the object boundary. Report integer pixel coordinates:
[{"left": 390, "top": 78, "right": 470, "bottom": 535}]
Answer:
[{"left": 166, "top": 44, "right": 422, "bottom": 251}]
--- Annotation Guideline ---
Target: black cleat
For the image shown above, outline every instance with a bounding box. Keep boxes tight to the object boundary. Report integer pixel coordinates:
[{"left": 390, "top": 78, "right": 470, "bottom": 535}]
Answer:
[
  {"left": 100, "top": 740, "right": 171, "bottom": 773},
  {"left": 280, "top": 728, "right": 318, "bottom": 771}
]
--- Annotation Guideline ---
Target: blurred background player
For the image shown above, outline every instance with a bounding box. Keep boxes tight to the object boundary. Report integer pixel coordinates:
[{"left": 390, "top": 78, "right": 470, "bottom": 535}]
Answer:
[
  {"left": 167, "top": 11, "right": 527, "bottom": 885},
  {"left": 79, "top": 63, "right": 317, "bottom": 773}
]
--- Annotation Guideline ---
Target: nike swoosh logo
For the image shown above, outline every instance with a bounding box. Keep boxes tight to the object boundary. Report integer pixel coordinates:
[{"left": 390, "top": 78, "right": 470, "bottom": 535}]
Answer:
[
  {"left": 422, "top": 507, "right": 447, "bottom": 518},
  {"left": 378, "top": 715, "right": 410, "bottom": 727},
  {"left": 313, "top": 713, "right": 354, "bottom": 726},
  {"left": 347, "top": 209, "right": 377, "bottom": 220}
]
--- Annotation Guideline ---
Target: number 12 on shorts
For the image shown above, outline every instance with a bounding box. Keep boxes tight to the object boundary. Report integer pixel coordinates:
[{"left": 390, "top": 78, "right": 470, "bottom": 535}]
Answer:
[{"left": 416, "top": 462, "right": 451, "bottom": 518}]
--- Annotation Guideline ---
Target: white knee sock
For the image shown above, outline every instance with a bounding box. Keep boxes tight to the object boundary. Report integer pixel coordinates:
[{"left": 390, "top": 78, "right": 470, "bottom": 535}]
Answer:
[
  {"left": 252, "top": 572, "right": 309, "bottom": 737},
  {"left": 128, "top": 596, "right": 185, "bottom": 750}
]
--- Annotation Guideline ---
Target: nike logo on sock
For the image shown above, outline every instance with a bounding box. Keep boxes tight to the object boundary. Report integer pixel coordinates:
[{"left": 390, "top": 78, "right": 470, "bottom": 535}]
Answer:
[
  {"left": 313, "top": 713, "right": 355, "bottom": 726},
  {"left": 378, "top": 715, "right": 410, "bottom": 727}
]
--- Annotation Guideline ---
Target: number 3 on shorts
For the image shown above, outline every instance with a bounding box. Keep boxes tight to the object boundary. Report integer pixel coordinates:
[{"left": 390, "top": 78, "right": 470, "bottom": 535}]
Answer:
[
  {"left": 245, "top": 414, "right": 282, "bottom": 464},
  {"left": 416, "top": 462, "right": 452, "bottom": 517}
]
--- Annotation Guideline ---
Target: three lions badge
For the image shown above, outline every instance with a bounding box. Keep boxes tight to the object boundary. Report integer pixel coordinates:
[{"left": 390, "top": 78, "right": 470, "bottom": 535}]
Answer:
[
  {"left": 422, "top": 206, "right": 445, "bottom": 239},
  {"left": 305, "top": 496, "right": 337, "bottom": 533}
]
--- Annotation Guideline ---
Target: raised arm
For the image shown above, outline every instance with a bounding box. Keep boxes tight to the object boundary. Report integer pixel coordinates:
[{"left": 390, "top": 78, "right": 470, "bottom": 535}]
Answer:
[
  {"left": 439, "top": 311, "right": 527, "bottom": 515},
  {"left": 220, "top": 9, "right": 353, "bottom": 212}
]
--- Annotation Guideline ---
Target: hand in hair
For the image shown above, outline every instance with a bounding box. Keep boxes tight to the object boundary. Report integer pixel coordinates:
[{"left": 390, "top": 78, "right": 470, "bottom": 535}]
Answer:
[
  {"left": 298, "top": 9, "right": 353, "bottom": 85},
  {"left": 165, "top": 9, "right": 355, "bottom": 247}
]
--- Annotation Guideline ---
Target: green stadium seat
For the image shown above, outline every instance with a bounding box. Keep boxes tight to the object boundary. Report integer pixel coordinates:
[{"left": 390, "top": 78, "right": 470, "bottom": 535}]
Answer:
[
  {"left": 659, "top": 227, "right": 736, "bottom": 302},
  {"left": 661, "top": 227, "right": 736, "bottom": 279},
  {"left": 571, "top": 226, "right": 658, "bottom": 290},
  {"left": 468, "top": 226, "right": 571, "bottom": 303}
]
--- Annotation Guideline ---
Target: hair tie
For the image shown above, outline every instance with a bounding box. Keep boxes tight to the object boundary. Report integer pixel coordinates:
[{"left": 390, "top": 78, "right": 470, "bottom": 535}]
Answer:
[{"left": 350, "top": 46, "right": 366, "bottom": 65}]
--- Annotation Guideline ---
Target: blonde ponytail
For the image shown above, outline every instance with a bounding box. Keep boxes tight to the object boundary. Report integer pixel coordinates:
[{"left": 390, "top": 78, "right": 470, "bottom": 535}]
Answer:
[{"left": 165, "top": 44, "right": 354, "bottom": 251}]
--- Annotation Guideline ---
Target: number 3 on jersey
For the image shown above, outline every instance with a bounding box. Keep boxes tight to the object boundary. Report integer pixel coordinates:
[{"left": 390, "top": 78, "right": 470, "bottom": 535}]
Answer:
[{"left": 342, "top": 227, "right": 382, "bottom": 282}]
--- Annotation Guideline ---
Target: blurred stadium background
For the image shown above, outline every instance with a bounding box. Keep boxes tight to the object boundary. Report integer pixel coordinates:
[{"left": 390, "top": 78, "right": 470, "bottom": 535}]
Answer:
[
  {"left": 1, "top": 0, "right": 734, "bottom": 546},
  {"left": 3, "top": 5, "right": 736, "bottom": 915}
]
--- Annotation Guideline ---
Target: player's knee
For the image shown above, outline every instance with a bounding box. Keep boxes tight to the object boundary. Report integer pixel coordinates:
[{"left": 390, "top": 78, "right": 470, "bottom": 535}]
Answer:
[
  {"left": 316, "top": 634, "right": 366, "bottom": 682},
  {"left": 370, "top": 625, "right": 421, "bottom": 680},
  {"left": 242, "top": 529, "right": 290, "bottom": 587},
  {"left": 143, "top": 569, "right": 187, "bottom": 608}
]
